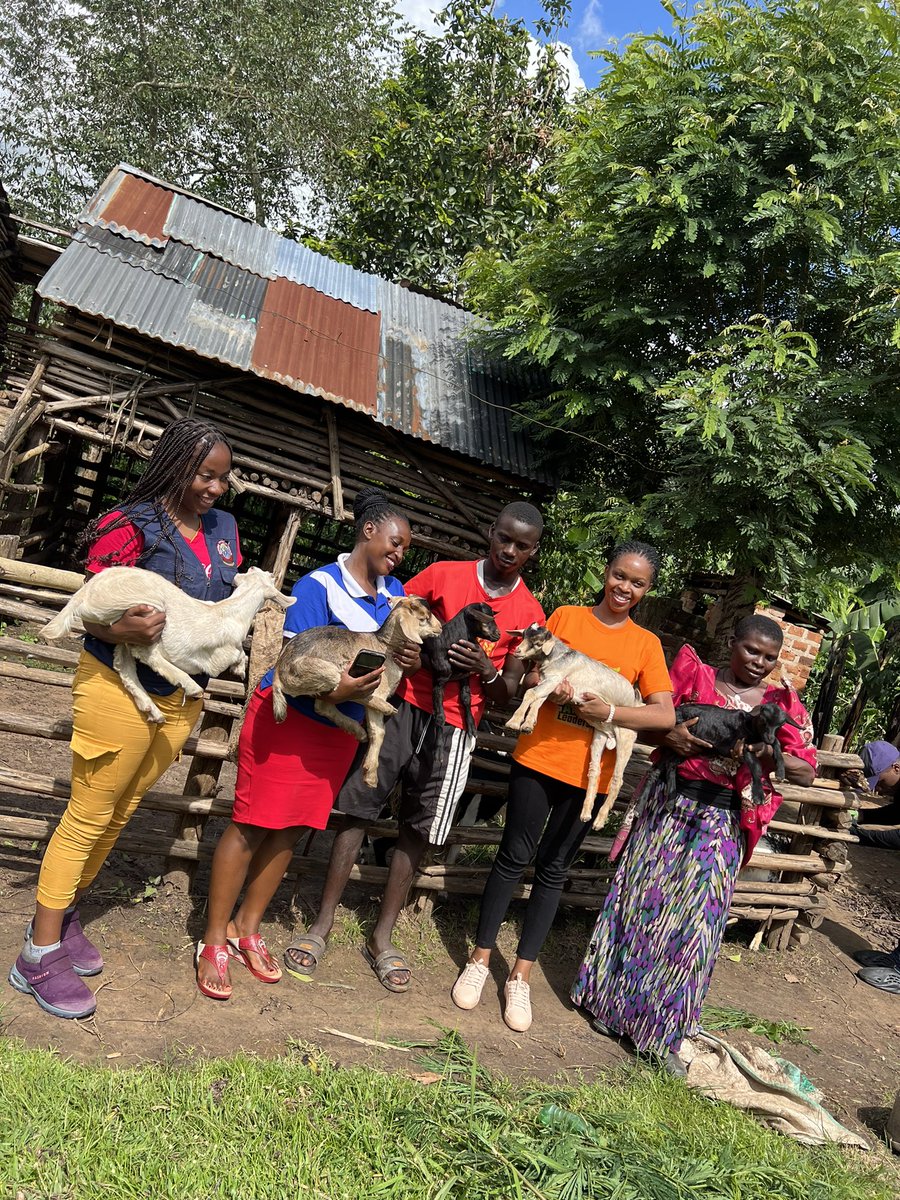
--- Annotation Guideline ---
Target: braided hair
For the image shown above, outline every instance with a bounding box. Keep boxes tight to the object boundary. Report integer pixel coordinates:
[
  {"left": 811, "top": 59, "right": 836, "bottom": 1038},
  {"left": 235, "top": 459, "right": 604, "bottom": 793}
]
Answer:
[
  {"left": 80, "top": 417, "right": 232, "bottom": 576},
  {"left": 606, "top": 540, "right": 662, "bottom": 588},
  {"left": 353, "top": 486, "right": 409, "bottom": 538}
]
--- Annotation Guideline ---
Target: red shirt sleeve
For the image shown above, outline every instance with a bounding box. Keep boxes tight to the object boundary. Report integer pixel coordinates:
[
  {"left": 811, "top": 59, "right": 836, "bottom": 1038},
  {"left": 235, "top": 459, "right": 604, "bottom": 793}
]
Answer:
[{"left": 85, "top": 512, "right": 144, "bottom": 573}]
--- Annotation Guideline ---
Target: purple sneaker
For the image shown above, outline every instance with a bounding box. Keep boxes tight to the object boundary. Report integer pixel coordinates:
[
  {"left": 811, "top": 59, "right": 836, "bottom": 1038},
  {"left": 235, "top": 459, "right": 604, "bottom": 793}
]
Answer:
[
  {"left": 61, "top": 909, "right": 104, "bottom": 976},
  {"left": 8, "top": 946, "right": 97, "bottom": 1019}
]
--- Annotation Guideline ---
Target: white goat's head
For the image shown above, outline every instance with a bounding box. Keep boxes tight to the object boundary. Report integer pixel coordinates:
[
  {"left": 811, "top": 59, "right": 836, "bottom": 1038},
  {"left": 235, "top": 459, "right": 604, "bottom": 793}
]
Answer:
[
  {"left": 232, "top": 567, "right": 296, "bottom": 610},
  {"left": 510, "top": 622, "right": 554, "bottom": 660}
]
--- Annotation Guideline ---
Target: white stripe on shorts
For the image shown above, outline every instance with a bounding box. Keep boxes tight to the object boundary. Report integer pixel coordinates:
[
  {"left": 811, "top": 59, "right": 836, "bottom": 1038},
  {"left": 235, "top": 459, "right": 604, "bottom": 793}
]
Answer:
[{"left": 427, "top": 726, "right": 477, "bottom": 845}]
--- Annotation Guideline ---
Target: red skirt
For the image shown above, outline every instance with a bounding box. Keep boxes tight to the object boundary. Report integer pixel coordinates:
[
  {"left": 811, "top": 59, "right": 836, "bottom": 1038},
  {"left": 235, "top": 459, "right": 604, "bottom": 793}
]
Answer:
[{"left": 232, "top": 689, "right": 359, "bottom": 830}]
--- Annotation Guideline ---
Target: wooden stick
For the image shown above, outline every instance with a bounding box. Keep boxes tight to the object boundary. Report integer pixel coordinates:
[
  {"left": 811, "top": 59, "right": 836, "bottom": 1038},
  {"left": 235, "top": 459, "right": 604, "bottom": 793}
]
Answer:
[
  {"left": 0, "top": 557, "right": 82, "bottom": 592},
  {"left": 324, "top": 408, "right": 345, "bottom": 521},
  {"left": 0, "top": 357, "right": 47, "bottom": 451},
  {"left": 13, "top": 441, "right": 51, "bottom": 468},
  {"left": 0, "top": 709, "right": 229, "bottom": 760},
  {"left": 317, "top": 1028, "right": 410, "bottom": 1053}
]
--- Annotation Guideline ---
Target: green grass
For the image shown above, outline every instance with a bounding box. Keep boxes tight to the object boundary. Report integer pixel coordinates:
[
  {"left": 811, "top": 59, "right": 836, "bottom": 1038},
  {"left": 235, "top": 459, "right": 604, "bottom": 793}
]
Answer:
[
  {"left": 0, "top": 1031, "right": 890, "bottom": 1200},
  {"left": 701, "top": 1004, "right": 817, "bottom": 1049}
]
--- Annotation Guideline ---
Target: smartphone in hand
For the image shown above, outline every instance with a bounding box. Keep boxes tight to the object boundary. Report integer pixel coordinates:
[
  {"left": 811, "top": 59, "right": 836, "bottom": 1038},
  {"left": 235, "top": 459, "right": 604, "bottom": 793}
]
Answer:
[{"left": 347, "top": 649, "right": 386, "bottom": 678}]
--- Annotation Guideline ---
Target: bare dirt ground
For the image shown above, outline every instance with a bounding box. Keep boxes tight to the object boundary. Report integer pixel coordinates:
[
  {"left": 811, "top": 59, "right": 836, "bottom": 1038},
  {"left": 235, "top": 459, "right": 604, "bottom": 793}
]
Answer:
[{"left": 1, "top": 671, "right": 898, "bottom": 1158}]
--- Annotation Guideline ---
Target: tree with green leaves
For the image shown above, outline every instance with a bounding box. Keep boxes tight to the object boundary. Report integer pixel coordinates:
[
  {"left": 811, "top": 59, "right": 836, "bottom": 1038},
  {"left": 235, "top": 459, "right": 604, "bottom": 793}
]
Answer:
[
  {"left": 466, "top": 0, "right": 900, "bottom": 616},
  {"left": 318, "top": 0, "right": 575, "bottom": 299},
  {"left": 1, "top": 0, "right": 397, "bottom": 228}
]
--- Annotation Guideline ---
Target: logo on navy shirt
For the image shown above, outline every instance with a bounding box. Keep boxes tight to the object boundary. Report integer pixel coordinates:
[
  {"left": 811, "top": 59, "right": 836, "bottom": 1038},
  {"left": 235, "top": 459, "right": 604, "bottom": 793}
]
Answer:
[{"left": 216, "top": 539, "right": 235, "bottom": 566}]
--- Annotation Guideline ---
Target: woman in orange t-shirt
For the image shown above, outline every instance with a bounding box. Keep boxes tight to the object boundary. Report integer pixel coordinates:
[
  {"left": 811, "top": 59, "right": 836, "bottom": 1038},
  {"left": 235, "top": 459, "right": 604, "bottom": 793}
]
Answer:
[{"left": 451, "top": 541, "right": 675, "bottom": 1032}]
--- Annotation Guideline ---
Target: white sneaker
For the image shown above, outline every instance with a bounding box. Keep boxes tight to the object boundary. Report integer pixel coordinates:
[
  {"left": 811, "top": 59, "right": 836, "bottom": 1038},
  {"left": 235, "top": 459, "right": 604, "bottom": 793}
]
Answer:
[
  {"left": 503, "top": 972, "right": 532, "bottom": 1032},
  {"left": 451, "top": 960, "right": 490, "bottom": 1010}
]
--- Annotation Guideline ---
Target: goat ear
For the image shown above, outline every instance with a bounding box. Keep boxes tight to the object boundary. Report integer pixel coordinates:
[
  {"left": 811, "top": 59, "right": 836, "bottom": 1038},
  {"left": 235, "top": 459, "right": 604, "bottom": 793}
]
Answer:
[
  {"left": 387, "top": 594, "right": 403, "bottom": 609},
  {"left": 541, "top": 641, "right": 553, "bottom": 656},
  {"left": 506, "top": 629, "right": 525, "bottom": 638}
]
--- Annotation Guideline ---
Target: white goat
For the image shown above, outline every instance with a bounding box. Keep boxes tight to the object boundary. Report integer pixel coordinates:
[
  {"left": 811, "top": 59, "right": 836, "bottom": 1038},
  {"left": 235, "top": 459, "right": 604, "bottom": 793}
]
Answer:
[
  {"left": 506, "top": 622, "right": 644, "bottom": 830},
  {"left": 42, "top": 566, "right": 295, "bottom": 724}
]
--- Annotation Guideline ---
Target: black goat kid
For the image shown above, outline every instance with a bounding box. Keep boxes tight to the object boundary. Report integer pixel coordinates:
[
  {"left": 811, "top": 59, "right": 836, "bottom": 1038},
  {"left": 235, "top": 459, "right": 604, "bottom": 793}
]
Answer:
[
  {"left": 664, "top": 702, "right": 802, "bottom": 806},
  {"left": 420, "top": 602, "right": 501, "bottom": 737}
]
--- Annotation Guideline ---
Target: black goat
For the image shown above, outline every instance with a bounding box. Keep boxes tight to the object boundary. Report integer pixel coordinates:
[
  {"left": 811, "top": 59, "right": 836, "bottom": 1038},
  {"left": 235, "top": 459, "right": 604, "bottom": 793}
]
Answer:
[
  {"left": 419, "top": 602, "right": 501, "bottom": 737},
  {"left": 664, "top": 702, "right": 802, "bottom": 805}
]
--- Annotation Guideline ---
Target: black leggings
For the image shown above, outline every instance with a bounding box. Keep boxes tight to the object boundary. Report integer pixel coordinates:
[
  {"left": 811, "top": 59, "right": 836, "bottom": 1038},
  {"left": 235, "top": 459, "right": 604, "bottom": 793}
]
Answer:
[
  {"left": 475, "top": 762, "right": 595, "bottom": 962},
  {"left": 857, "top": 824, "right": 900, "bottom": 850}
]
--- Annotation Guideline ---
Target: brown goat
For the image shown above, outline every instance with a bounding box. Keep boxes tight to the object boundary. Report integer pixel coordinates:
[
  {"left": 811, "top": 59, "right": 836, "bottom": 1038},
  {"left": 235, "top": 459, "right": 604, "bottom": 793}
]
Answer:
[{"left": 271, "top": 596, "right": 442, "bottom": 787}]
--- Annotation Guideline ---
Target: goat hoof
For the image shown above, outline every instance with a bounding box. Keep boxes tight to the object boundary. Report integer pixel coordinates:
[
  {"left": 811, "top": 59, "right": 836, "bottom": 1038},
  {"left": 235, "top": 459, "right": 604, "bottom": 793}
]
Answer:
[
  {"left": 147, "top": 713, "right": 166, "bottom": 726},
  {"left": 363, "top": 772, "right": 378, "bottom": 789}
]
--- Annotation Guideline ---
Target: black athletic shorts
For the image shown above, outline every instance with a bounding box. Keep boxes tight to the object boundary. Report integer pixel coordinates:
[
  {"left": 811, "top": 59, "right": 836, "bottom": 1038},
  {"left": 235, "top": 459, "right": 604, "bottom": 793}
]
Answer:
[{"left": 336, "top": 698, "right": 476, "bottom": 845}]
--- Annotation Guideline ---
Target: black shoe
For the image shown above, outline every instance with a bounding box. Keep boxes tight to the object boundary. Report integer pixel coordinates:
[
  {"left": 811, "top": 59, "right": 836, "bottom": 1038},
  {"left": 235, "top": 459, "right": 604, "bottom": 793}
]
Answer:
[
  {"left": 857, "top": 966, "right": 900, "bottom": 994},
  {"left": 852, "top": 949, "right": 900, "bottom": 969},
  {"left": 591, "top": 1016, "right": 614, "bottom": 1037}
]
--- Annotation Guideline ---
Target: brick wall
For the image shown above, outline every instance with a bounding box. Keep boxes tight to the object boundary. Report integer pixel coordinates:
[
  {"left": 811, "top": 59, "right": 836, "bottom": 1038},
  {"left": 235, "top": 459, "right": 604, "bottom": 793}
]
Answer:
[{"left": 754, "top": 604, "right": 824, "bottom": 692}]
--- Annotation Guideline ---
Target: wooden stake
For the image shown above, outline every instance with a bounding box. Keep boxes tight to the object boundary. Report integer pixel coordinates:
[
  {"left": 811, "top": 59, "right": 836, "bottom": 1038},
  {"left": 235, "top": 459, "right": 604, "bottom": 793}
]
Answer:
[{"left": 324, "top": 408, "right": 345, "bottom": 520}]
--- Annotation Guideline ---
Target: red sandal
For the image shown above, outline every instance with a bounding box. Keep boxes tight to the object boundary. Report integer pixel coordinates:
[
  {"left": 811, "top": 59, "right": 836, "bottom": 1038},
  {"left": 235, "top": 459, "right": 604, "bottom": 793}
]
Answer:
[
  {"left": 195, "top": 942, "right": 233, "bottom": 1000},
  {"left": 226, "top": 933, "right": 282, "bottom": 983}
]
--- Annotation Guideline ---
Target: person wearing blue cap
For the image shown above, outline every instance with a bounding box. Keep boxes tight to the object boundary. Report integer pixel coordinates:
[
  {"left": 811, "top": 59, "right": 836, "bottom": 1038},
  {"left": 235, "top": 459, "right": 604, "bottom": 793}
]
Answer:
[{"left": 851, "top": 740, "right": 900, "bottom": 993}]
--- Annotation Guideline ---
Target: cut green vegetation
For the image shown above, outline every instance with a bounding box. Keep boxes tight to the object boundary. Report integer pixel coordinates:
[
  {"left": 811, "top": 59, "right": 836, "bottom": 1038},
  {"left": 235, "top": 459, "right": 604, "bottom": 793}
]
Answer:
[
  {"left": 0, "top": 1031, "right": 888, "bottom": 1200},
  {"left": 702, "top": 1004, "right": 817, "bottom": 1049}
]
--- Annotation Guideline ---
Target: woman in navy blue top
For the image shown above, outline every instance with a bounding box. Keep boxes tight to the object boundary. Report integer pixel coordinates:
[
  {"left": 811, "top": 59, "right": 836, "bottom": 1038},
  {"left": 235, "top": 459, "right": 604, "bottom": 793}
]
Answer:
[
  {"left": 11, "top": 419, "right": 238, "bottom": 1021},
  {"left": 196, "top": 487, "right": 416, "bottom": 1000}
]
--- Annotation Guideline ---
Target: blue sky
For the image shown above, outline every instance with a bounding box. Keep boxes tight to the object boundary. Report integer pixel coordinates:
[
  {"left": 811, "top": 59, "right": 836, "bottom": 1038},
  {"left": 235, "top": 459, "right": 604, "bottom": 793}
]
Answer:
[
  {"left": 508, "top": 0, "right": 679, "bottom": 85},
  {"left": 397, "top": 1, "right": 681, "bottom": 88}
]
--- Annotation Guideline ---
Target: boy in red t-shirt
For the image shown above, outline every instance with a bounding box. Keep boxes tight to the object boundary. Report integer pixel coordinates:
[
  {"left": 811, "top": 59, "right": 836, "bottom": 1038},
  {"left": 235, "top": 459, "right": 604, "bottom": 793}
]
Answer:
[{"left": 284, "top": 502, "right": 545, "bottom": 993}]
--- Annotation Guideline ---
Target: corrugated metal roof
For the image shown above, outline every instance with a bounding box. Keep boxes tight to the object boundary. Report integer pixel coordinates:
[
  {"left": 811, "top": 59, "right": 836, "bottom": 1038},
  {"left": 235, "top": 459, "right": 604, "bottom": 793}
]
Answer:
[
  {"left": 375, "top": 281, "right": 542, "bottom": 478},
  {"left": 164, "top": 193, "right": 280, "bottom": 277},
  {"left": 253, "top": 278, "right": 379, "bottom": 412},
  {"left": 82, "top": 172, "right": 172, "bottom": 247},
  {"left": 274, "top": 238, "right": 378, "bottom": 313},
  {"left": 38, "top": 165, "right": 547, "bottom": 481},
  {"left": 39, "top": 240, "right": 254, "bottom": 370}
]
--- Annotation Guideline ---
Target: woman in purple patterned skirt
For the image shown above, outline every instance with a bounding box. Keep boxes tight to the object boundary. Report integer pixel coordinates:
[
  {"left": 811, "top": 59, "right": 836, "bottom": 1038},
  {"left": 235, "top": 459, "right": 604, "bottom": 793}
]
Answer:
[{"left": 571, "top": 614, "right": 817, "bottom": 1075}]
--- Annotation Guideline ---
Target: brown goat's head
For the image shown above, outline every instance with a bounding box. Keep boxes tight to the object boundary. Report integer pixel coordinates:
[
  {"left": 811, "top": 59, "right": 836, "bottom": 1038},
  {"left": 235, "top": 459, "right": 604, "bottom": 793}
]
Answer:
[
  {"left": 387, "top": 595, "right": 442, "bottom": 644},
  {"left": 510, "top": 622, "right": 554, "bottom": 660}
]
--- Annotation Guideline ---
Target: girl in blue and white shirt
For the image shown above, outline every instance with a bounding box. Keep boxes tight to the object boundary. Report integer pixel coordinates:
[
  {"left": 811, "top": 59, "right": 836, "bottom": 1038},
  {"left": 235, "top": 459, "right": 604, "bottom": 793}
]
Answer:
[{"left": 196, "top": 488, "right": 415, "bottom": 999}]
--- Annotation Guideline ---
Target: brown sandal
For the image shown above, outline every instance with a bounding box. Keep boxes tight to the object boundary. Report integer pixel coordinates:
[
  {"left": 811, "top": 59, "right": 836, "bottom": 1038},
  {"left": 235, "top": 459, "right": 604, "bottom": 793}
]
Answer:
[
  {"left": 361, "top": 945, "right": 411, "bottom": 993},
  {"left": 283, "top": 934, "right": 327, "bottom": 982}
]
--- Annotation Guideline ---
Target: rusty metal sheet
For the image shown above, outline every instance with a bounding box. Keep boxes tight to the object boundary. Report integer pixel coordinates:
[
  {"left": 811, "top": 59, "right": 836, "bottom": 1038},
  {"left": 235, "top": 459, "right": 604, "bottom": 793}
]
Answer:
[
  {"left": 376, "top": 280, "right": 546, "bottom": 479},
  {"left": 88, "top": 171, "right": 172, "bottom": 248},
  {"left": 252, "top": 277, "right": 379, "bottom": 413}
]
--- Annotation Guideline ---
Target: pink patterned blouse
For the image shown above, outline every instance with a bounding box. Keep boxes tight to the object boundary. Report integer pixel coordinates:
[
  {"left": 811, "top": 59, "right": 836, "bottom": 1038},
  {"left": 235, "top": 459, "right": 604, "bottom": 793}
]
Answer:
[{"left": 664, "top": 644, "right": 818, "bottom": 858}]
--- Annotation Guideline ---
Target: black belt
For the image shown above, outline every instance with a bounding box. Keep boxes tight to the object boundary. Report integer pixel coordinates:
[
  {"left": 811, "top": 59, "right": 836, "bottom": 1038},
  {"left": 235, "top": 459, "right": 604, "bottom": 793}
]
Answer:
[{"left": 674, "top": 775, "right": 739, "bottom": 812}]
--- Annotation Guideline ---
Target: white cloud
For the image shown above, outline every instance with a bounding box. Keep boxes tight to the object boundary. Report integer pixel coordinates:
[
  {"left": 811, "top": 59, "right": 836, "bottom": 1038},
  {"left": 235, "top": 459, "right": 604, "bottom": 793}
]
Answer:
[
  {"left": 577, "top": 0, "right": 608, "bottom": 48},
  {"left": 393, "top": 3, "right": 584, "bottom": 96},
  {"left": 394, "top": 0, "right": 442, "bottom": 35},
  {"left": 552, "top": 41, "right": 586, "bottom": 95}
]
